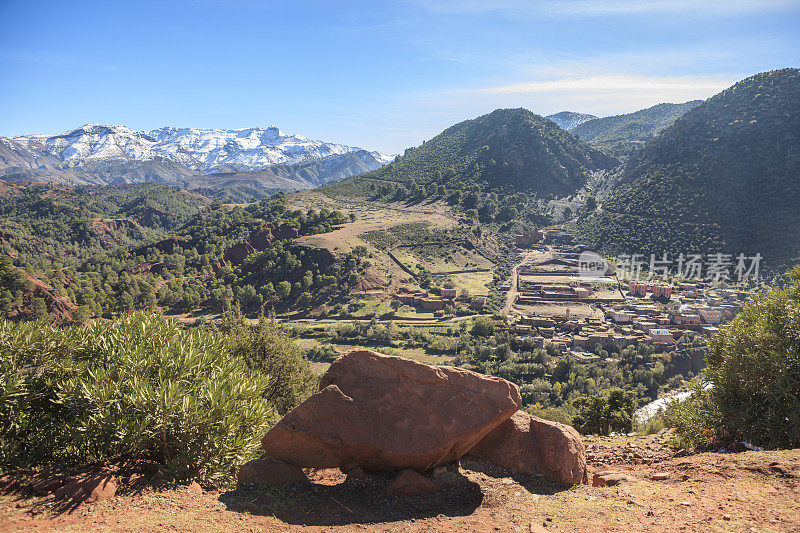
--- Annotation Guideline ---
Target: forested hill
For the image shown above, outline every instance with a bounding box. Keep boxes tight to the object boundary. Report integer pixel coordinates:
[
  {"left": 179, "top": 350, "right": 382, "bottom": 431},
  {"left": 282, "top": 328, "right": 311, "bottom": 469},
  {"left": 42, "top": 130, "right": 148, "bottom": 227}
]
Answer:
[
  {"left": 578, "top": 68, "right": 800, "bottom": 267},
  {"left": 570, "top": 100, "right": 702, "bottom": 158},
  {"left": 344, "top": 108, "right": 618, "bottom": 198},
  {"left": 0, "top": 184, "right": 369, "bottom": 321}
]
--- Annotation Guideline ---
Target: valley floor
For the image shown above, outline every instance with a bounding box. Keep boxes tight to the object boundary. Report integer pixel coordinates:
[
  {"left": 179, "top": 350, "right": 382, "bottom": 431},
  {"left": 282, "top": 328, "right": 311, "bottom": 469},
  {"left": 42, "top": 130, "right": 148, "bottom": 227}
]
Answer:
[{"left": 2, "top": 434, "right": 798, "bottom": 532}]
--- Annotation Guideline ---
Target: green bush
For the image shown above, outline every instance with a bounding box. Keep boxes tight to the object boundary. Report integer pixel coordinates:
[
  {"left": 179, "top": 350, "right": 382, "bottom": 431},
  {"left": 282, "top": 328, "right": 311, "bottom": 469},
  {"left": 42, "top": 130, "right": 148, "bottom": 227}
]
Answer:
[
  {"left": 225, "top": 317, "right": 318, "bottom": 416},
  {"left": 669, "top": 267, "right": 800, "bottom": 450},
  {"left": 661, "top": 381, "right": 719, "bottom": 449},
  {"left": 572, "top": 388, "right": 637, "bottom": 435},
  {"left": 0, "top": 312, "right": 312, "bottom": 485}
]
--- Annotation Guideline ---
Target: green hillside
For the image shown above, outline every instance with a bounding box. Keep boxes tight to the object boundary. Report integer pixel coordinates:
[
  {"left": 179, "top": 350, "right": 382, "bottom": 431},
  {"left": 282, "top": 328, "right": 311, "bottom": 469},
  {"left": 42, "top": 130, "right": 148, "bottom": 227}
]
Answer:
[
  {"left": 571, "top": 101, "right": 702, "bottom": 158},
  {"left": 578, "top": 68, "right": 800, "bottom": 268},
  {"left": 330, "top": 108, "right": 618, "bottom": 199}
]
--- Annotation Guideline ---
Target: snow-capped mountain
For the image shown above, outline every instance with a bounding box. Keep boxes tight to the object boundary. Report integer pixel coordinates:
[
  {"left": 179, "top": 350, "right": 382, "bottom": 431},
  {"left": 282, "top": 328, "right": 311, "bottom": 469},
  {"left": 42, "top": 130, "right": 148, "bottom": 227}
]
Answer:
[
  {"left": 9, "top": 123, "right": 393, "bottom": 174},
  {"left": 0, "top": 123, "right": 393, "bottom": 190},
  {"left": 545, "top": 111, "right": 598, "bottom": 130}
]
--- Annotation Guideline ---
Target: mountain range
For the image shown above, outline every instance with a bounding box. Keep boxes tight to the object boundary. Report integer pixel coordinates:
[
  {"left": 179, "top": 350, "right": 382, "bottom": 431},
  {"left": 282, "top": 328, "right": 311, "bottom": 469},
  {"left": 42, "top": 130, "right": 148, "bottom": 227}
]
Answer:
[
  {"left": 577, "top": 68, "right": 800, "bottom": 267},
  {"left": 0, "top": 124, "right": 393, "bottom": 191},
  {"left": 569, "top": 101, "right": 703, "bottom": 157},
  {"left": 351, "top": 108, "right": 618, "bottom": 198}
]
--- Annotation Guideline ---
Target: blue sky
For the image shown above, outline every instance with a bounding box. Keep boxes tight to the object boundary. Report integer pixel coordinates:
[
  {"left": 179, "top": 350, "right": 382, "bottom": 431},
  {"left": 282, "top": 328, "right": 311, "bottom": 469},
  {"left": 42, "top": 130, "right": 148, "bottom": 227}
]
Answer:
[{"left": 1, "top": 0, "right": 798, "bottom": 153}]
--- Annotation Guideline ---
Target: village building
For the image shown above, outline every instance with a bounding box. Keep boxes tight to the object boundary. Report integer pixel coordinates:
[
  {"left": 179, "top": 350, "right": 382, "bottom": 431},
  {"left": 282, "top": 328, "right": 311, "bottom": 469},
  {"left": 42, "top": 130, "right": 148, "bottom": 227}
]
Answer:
[
  {"left": 698, "top": 307, "right": 721, "bottom": 324},
  {"left": 611, "top": 311, "right": 633, "bottom": 323},
  {"left": 652, "top": 284, "right": 673, "bottom": 299},
  {"left": 470, "top": 297, "right": 487, "bottom": 310},
  {"left": 649, "top": 329, "right": 675, "bottom": 344},
  {"left": 440, "top": 288, "right": 457, "bottom": 299},
  {"left": 514, "top": 230, "right": 543, "bottom": 248},
  {"left": 628, "top": 281, "right": 648, "bottom": 297}
]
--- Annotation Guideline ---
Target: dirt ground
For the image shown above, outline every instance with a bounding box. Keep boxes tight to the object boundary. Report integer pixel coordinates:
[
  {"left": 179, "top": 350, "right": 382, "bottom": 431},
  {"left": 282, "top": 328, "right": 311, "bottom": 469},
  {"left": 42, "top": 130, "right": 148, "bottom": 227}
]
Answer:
[{"left": 2, "top": 434, "right": 799, "bottom": 532}]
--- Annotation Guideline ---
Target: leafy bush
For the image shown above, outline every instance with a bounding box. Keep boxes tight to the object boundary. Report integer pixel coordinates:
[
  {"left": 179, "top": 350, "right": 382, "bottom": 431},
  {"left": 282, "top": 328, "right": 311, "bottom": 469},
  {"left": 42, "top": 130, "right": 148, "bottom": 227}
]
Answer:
[
  {"left": 572, "top": 388, "right": 637, "bottom": 435},
  {"left": 668, "top": 267, "right": 800, "bottom": 450},
  {"left": 661, "top": 381, "right": 719, "bottom": 449},
  {"left": 304, "top": 344, "right": 340, "bottom": 364},
  {"left": 225, "top": 317, "right": 318, "bottom": 416},
  {"left": 0, "top": 312, "right": 312, "bottom": 485}
]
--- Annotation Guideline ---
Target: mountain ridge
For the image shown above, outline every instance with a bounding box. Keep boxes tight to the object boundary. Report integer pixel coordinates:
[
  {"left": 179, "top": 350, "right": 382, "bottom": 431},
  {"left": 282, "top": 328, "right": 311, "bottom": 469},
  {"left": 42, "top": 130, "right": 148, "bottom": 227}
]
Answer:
[
  {"left": 578, "top": 68, "right": 800, "bottom": 267},
  {"left": 545, "top": 111, "right": 598, "bottom": 130},
  {"left": 570, "top": 100, "right": 703, "bottom": 157},
  {"left": 1, "top": 123, "right": 393, "bottom": 189},
  {"left": 349, "top": 108, "right": 618, "bottom": 198}
]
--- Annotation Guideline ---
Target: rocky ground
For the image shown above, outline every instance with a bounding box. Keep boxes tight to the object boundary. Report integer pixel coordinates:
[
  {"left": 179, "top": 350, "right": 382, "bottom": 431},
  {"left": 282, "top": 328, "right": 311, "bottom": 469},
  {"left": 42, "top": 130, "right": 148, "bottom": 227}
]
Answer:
[{"left": 2, "top": 433, "right": 799, "bottom": 532}]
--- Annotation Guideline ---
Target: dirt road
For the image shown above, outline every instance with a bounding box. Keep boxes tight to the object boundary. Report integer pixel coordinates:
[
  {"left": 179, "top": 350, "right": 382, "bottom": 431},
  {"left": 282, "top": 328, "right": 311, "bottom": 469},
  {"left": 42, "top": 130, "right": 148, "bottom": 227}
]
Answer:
[{"left": 503, "top": 248, "right": 552, "bottom": 316}]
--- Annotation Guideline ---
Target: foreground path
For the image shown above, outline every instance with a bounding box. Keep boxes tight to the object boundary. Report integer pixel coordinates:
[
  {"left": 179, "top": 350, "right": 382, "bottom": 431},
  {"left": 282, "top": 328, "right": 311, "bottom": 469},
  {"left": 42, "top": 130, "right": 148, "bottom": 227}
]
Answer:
[{"left": 2, "top": 435, "right": 798, "bottom": 532}]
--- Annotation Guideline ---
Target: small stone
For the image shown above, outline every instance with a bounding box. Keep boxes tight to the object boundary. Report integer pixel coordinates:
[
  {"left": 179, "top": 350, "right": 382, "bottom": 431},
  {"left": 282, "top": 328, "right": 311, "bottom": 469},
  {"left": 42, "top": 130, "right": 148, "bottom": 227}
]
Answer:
[
  {"left": 237, "top": 459, "right": 309, "bottom": 488},
  {"left": 723, "top": 514, "right": 731, "bottom": 521},
  {"left": 651, "top": 472, "right": 670, "bottom": 480},
  {"left": 385, "top": 469, "right": 440, "bottom": 497},
  {"left": 187, "top": 481, "right": 202, "bottom": 494},
  {"left": 529, "top": 522, "right": 548, "bottom": 532},
  {"left": 592, "top": 472, "right": 633, "bottom": 487},
  {"left": 679, "top": 501, "right": 691, "bottom": 506}
]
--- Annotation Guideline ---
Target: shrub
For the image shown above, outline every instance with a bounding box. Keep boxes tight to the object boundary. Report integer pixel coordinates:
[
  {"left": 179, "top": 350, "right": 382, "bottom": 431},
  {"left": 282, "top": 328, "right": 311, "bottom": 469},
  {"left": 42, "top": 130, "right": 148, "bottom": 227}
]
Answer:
[
  {"left": 572, "top": 388, "right": 637, "bottom": 435},
  {"left": 225, "top": 317, "right": 318, "bottom": 416},
  {"left": 661, "top": 381, "right": 719, "bottom": 449},
  {"left": 304, "top": 344, "right": 340, "bottom": 364},
  {"left": 0, "top": 312, "right": 311, "bottom": 486},
  {"left": 471, "top": 316, "right": 495, "bottom": 337},
  {"left": 668, "top": 267, "right": 800, "bottom": 449}
]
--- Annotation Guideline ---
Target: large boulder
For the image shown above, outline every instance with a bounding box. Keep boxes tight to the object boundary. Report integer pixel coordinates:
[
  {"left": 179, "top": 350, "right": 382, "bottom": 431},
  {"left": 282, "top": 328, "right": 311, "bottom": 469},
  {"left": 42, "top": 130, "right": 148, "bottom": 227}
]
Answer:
[
  {"left": 467, "top": 410, "right": 587, "bottom": 485},
  {"left": 261, "top": 349, "right": 521, "bottom": 472}
]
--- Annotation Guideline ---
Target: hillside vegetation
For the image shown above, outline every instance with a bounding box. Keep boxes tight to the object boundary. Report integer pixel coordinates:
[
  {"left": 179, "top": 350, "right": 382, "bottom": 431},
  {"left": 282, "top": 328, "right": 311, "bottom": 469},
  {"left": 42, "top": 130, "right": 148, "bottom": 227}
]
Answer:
[
  {"left": 571, "top": 101, "right": 702, "bottom": 157},
  {"left": 0, "top": 313, "right": 315, "bottom": 485},
  {"left": 331, "top": 108, "right": 617, "bottom": 199},
  {"left": 578, "top": 68, "right": 800, "bottom": 268},
  {"left": 0, "top": 185, "right": 368, "bottom": 320}
]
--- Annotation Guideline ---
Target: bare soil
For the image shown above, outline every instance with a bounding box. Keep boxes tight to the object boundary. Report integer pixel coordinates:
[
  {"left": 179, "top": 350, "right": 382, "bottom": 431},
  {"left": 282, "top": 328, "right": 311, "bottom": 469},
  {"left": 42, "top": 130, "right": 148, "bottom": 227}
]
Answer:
[{"left": 2, "top": 434, "right": 798, "bottom": 532}]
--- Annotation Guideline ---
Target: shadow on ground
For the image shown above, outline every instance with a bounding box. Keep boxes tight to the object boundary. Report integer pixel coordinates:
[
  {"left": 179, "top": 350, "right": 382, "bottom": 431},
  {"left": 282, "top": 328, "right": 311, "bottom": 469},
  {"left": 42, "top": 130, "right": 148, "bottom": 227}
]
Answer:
[
  {"left": 459, "top": 457, "right": 573, "bottom": 496},
  {"left": 219, "top": 468, "right": 484, "bottom": 527}
]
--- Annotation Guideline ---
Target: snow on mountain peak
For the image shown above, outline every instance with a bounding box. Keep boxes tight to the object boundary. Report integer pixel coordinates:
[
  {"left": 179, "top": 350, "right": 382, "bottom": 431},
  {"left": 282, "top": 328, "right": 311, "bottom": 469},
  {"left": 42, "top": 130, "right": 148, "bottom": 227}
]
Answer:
[{"left": 11, "top": 124, "right": 393, "bottom": 173}]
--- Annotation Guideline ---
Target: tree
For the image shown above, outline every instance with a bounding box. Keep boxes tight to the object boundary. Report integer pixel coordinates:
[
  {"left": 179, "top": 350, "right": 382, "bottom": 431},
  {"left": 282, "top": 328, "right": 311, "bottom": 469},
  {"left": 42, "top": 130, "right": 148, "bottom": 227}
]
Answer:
[
  {"left": 297, "top": 291, "right": 313, "bottom": 308},
  {"left": 275, "top": 281, "right": 292, "bottom": 299},
  {"left": 585, "top": 196, "right": 597, "bottom": 213},
  {"left": 390, "top": 300, "right": 403, "bottom": 312},
  {"left": 572, "top": 388, "right": 636, "bottom": 435},
  {"left": 471, "top": 316, "right": 495, "bottom": 337}
]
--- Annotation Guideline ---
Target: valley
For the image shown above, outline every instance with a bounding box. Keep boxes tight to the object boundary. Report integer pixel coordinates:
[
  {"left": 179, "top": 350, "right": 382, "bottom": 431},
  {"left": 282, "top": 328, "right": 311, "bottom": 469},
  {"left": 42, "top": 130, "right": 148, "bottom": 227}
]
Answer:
[{"left": 1, "top": 66, "right": 799, "bottom": 532}]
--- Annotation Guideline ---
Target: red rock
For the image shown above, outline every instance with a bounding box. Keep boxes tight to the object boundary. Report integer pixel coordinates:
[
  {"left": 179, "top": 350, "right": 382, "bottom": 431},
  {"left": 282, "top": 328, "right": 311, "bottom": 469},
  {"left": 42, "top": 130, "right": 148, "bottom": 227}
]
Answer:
[
  {"left": 467, "top": 411, "right": 587, "bottom": 485},
  {"left": 237, "top": 459, "right": 309, "bottom": 488},
  {"left": 54, "top": 474, "right": 117, "bottom": 503},
  {"left": 187, "top": 481, "right": 202, "bottom": 493},
  {"left": 385, "top": 469, "right": 440, "bottom": 497},
  {"left": 261, "top": 349, "right": 521, "bottom": 472},
  {"left": 591, "top": 472, "right": 633, "bottom": 487}
]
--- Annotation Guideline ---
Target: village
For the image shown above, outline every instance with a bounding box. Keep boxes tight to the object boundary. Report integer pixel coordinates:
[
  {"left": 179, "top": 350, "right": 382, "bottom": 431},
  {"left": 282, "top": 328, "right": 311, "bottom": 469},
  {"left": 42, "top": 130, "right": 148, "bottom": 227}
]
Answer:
[
  {"left": 387, "top": 226, "right": 750, "bottom": 364},
  {"left": 505, "top": 229, "right": 749, "bottom": 361}
]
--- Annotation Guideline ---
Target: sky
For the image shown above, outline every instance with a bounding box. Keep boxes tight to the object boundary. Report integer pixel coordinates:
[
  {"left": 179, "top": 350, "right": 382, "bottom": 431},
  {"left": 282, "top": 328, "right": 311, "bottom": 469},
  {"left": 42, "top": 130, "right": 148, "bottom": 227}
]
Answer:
[{"left": 1, "top": 0, "right": 799, "bottom": 154}]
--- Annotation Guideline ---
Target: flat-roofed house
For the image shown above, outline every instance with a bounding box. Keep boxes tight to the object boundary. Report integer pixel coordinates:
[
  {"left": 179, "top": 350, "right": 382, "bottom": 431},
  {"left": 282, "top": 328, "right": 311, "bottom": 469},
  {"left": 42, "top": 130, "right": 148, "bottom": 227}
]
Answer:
[{"left": 649, "top": 329, "right": 675, "bottom": 344}]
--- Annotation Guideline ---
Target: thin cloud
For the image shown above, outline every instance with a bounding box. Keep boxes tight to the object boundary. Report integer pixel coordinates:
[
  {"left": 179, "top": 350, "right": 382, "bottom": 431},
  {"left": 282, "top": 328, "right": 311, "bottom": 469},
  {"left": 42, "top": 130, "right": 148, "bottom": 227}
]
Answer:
[
  {"left": 410, "top": 0, "right": 800, "bottom": 17},
  {"left": 476, "top": 74, "right": 735, "bottom": 95}
]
